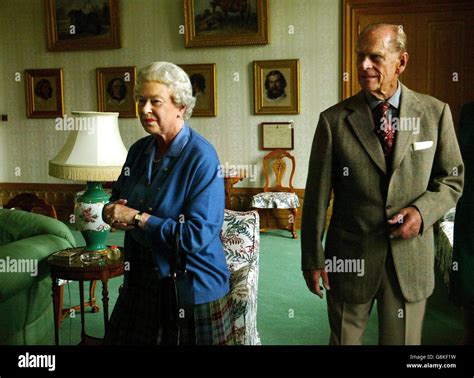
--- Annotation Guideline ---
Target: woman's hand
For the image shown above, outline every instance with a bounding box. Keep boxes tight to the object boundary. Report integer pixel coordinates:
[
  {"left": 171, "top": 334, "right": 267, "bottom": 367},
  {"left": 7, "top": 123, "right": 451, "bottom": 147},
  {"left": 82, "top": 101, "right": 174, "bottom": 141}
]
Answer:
[{"left": 103, "top": 199, "right": 138, "bottom": 230}]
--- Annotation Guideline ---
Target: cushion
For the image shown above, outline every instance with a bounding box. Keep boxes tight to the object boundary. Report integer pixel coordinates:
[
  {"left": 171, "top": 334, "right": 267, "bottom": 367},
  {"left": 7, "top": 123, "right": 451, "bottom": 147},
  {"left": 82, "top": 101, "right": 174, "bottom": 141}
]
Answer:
[
  {"left": 0, "top": 209, "right": 76, "bottom": 247},
  {"left": 221, "top": 210, "right": 259, "bottom": 272},
  {"left": 251, "top": 192, "right": 300, "bottom": 209},
  {"left": 0, "top": 227, "right": 16, "bottom": 247},
  {"left": 0, "top": 234, "right": 75, "bottom": 302}
]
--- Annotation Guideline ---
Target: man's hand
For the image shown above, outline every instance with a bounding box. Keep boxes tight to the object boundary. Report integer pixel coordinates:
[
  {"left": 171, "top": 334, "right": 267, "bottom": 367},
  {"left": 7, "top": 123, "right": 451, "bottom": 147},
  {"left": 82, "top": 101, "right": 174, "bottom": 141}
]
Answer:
[
  {"left": 303, "top": 269, "right": 330, "bottom": 299},
  {"left": 387, "top": 206, "right": 422, "bottom": 239}
]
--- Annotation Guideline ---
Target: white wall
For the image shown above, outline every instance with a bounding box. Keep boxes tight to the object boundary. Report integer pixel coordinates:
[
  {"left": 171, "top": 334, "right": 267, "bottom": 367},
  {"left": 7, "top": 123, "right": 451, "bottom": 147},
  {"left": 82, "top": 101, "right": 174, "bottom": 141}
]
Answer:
[{"left": 0, "top": 0, "right": 341, "bottom": 188}]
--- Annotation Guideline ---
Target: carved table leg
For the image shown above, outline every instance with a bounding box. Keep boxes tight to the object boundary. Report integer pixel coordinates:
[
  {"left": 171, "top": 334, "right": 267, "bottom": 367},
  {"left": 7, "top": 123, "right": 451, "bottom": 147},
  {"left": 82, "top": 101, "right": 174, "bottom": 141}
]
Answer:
[
  {"left": 51, "top": 276, "right": 61, "bottom": 346},
  {"left": 291, "top": 208, "right": 298, "bottom": 239},
  {"left": 89, "top": 280, "right": 100, "bottom": 312},
  {"left": 224, "top": 182, "right": 232, "bottom": 209},
  {"left": 101, "top": 278, "right": 109, "bottom": 335},
  {"left": 79, "top": 280, "right": 85, "bottom": 343}
]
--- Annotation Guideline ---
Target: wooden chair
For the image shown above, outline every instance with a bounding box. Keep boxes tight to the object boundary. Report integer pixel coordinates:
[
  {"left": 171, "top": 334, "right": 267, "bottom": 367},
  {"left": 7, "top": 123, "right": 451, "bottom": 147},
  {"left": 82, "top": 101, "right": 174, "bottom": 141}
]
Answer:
[
  {"left": 3, "top": 193, "right": 99, "bottom": 327},
  {"left": 251, "top": 149, "right": 300, "bottom": 239},
  {"left": 4, "top": 193, "right": 58, "bottom": 219}
]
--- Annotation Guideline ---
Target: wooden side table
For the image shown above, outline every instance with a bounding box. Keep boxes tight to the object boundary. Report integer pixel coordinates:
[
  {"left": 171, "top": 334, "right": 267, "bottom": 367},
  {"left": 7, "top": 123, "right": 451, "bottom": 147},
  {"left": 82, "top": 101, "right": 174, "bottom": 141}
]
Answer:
[
  {"left": 47, "top": 247, "right": 124, "bottom": 345},
  {"left": 224, "top": 173, "right": 246, "bottom": 209}
]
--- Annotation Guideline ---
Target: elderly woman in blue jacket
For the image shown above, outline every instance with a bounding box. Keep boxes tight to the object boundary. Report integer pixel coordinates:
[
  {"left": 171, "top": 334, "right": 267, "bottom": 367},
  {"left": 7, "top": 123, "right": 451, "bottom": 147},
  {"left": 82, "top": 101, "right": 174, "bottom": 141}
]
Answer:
[{"left": 102, "top": 62, "right": 233, "bottom": 345}]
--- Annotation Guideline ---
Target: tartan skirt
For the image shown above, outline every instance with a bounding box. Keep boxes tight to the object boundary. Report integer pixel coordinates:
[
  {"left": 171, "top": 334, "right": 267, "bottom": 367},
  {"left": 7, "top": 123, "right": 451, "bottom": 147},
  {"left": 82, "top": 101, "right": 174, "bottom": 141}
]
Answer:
[{"left": 103, "top": 245, "right": 234, "bottom": 346}]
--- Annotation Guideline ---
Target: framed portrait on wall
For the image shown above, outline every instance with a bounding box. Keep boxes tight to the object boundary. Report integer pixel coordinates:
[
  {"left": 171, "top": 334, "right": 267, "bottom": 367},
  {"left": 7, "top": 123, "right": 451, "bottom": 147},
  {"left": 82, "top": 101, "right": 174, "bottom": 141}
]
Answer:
[
  {"left": 96, "top": 66, "right": 137, "bottom": 118},
  {"left": 44, "top": 0, "right": 121, "bottom": 51},
  {"left": 253, "top": 59, "right": 300, "bottom": 115},
  {"left": 179, "top": 63, "right": 217, "bottom": 117},
  {"left": 184, "top": 0, "right": 269, "bottom": 47},
  {"left": 261, "top": 122, "right": 294, "bottom": 150},
  {"left": 25, "top": 68, "right": 64, "bottom": 118}
]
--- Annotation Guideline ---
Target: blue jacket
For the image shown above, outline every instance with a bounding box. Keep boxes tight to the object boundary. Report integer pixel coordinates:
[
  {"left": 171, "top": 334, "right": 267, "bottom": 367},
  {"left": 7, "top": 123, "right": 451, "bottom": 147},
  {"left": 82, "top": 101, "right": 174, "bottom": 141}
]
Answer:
[{"left": 110, "top": 124, "right": 229, "bottom": 304}]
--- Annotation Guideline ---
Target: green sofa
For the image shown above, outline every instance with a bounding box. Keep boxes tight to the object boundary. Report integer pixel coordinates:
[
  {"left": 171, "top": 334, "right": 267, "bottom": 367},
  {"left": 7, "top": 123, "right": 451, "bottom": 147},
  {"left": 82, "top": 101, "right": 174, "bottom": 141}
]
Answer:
[{"left": 0, "top": 209, "right": 76, "bottom": 345}]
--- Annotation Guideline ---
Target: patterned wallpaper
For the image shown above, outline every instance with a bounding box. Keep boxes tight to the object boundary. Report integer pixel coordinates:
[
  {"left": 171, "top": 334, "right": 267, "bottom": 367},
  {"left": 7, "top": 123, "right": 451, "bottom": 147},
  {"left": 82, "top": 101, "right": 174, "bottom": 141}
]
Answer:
[{"left": 0, "top": 0, "right": 341, "bottom": 188}]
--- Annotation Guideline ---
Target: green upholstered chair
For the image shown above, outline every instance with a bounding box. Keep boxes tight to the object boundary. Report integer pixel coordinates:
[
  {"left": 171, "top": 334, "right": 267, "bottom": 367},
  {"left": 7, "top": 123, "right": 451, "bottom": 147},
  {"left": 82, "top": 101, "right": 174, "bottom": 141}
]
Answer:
[{"left": 0, "top": 209, "right": 76, "bottom": 345}]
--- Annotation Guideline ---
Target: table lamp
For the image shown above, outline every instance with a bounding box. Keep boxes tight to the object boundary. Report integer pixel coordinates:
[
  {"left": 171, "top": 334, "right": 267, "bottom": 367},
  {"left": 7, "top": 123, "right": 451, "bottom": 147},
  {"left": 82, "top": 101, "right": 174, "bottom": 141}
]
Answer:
[{"left": 49, "top": 111, "right": 128, "bottom": 252}]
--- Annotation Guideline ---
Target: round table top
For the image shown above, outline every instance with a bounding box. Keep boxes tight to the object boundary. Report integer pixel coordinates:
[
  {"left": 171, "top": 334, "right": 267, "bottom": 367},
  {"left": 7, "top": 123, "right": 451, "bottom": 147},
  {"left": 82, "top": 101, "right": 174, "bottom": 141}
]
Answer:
[{"left": 47, "top": 246, "right": 124, "bottom": 273}]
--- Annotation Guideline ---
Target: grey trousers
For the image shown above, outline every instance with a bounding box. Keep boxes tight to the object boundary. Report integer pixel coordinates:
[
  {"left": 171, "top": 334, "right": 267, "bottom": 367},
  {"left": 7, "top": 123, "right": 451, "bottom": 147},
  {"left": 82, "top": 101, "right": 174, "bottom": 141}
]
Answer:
[{"left": 327, "top": 254, "right": 427, "bottom": 345}]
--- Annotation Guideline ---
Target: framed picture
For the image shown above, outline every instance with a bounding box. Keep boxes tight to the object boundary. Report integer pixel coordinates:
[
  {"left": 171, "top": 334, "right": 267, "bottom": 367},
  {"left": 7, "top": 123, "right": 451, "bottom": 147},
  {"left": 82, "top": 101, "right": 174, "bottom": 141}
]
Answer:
[
  {"left": 261, "top": 122, "right": 294, "bottom": 150},
  {"left": 180, "top": 64, "right": 217, "bottom": 117},
  {"left": 253, "top": 59, "right": 300, "bottom": 115},
  {"left": 25, "top": 68, "right": 64, "bottom": 118},
  {"left": 184, "top": 0, "right": 269, "bottom": 48},
  {"left": 45, "top": 0, "right": 121, "bottom": 51},
  {"left": 96, "top": 66, "right": 137, "bottom": 118}
]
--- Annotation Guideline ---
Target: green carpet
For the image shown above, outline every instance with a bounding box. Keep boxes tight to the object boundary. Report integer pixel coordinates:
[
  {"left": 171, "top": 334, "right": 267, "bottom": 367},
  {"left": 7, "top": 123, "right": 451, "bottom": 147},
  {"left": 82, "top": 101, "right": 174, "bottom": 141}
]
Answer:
[{"left": 59, "top": 227, "right": 463, "bottom": 345}]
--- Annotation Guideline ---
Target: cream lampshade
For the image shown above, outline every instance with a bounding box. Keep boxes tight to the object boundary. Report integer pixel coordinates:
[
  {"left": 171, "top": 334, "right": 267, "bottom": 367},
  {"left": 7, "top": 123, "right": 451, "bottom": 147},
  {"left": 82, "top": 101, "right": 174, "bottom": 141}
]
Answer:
[{"left": 49, "top": 111, "right": 128, "bottom": 251}]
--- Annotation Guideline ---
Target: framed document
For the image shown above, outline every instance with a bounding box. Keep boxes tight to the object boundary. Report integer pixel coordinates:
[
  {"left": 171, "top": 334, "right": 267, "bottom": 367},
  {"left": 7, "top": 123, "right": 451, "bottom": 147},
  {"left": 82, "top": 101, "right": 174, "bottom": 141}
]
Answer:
[{"left": 261, "top": 122, "right": 294, "bottom": 150}]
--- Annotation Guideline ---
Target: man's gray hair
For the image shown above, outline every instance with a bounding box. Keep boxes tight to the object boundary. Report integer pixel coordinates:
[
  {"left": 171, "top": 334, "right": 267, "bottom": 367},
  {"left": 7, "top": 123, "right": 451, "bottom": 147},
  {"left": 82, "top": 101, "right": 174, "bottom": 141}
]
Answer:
[
  {"left": 358, "top": 23, "right": 407, "bottom": 54},
  {"left": 135, "top": 61, "right": 196, "bottom": 120}
]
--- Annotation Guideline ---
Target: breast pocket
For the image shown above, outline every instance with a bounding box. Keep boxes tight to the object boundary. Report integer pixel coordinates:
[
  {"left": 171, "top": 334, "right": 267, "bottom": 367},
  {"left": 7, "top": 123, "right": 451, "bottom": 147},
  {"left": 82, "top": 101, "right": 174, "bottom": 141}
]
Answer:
[{"left": 409, "top": 146, "right": 435, "bottom": 168}]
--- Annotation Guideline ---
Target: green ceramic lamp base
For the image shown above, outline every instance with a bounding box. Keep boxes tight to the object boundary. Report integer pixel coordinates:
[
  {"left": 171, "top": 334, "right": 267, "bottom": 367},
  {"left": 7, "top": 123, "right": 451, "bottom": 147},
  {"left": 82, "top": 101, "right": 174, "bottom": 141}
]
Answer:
[{"left": 74, "top": 181, "right": 111, "bottom": 252}]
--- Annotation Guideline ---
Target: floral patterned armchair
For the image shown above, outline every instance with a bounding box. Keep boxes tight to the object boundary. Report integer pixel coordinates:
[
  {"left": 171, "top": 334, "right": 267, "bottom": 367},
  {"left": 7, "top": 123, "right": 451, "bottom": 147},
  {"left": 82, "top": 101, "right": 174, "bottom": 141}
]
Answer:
[
  {"left": 221, "top": 209, "right": 261, "bottom": 345},
  {"left": 437, "top": 207, "right": 456, "bottom": 286}
]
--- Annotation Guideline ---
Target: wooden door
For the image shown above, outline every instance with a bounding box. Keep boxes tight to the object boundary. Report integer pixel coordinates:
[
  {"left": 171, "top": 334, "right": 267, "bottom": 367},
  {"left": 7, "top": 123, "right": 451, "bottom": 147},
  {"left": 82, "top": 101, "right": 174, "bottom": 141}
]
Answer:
[{"left": 343, "top": 0, "right": 474, "bottom": 130}]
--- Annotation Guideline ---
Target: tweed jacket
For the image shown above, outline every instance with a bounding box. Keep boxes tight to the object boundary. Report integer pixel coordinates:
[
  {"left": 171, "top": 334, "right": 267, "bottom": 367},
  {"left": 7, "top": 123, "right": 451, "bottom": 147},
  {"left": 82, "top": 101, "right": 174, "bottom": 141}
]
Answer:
[{"left": 301, "top": 84, "right": 464, "bottom": 303}]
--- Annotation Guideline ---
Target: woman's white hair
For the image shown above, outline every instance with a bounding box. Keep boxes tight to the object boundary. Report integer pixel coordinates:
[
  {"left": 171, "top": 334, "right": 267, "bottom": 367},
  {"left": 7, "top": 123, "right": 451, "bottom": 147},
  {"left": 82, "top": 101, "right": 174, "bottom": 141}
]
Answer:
[{"left": 135, "top": 61, "right": 196, "bottom": 120}]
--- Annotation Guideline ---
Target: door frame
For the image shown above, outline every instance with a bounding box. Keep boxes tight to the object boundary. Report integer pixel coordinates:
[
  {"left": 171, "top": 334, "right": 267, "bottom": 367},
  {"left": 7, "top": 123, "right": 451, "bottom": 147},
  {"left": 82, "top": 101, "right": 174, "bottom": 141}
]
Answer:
[{"left": 342, "top": 0, "right": 474, "bottom": 99}]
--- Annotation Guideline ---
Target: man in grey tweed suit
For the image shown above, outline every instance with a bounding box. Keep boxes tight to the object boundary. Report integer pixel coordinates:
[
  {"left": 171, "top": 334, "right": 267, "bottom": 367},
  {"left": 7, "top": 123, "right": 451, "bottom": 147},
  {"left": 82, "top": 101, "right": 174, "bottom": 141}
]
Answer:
[{"left": 301, "top": 23, "right": 464, "bottom": 345}]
